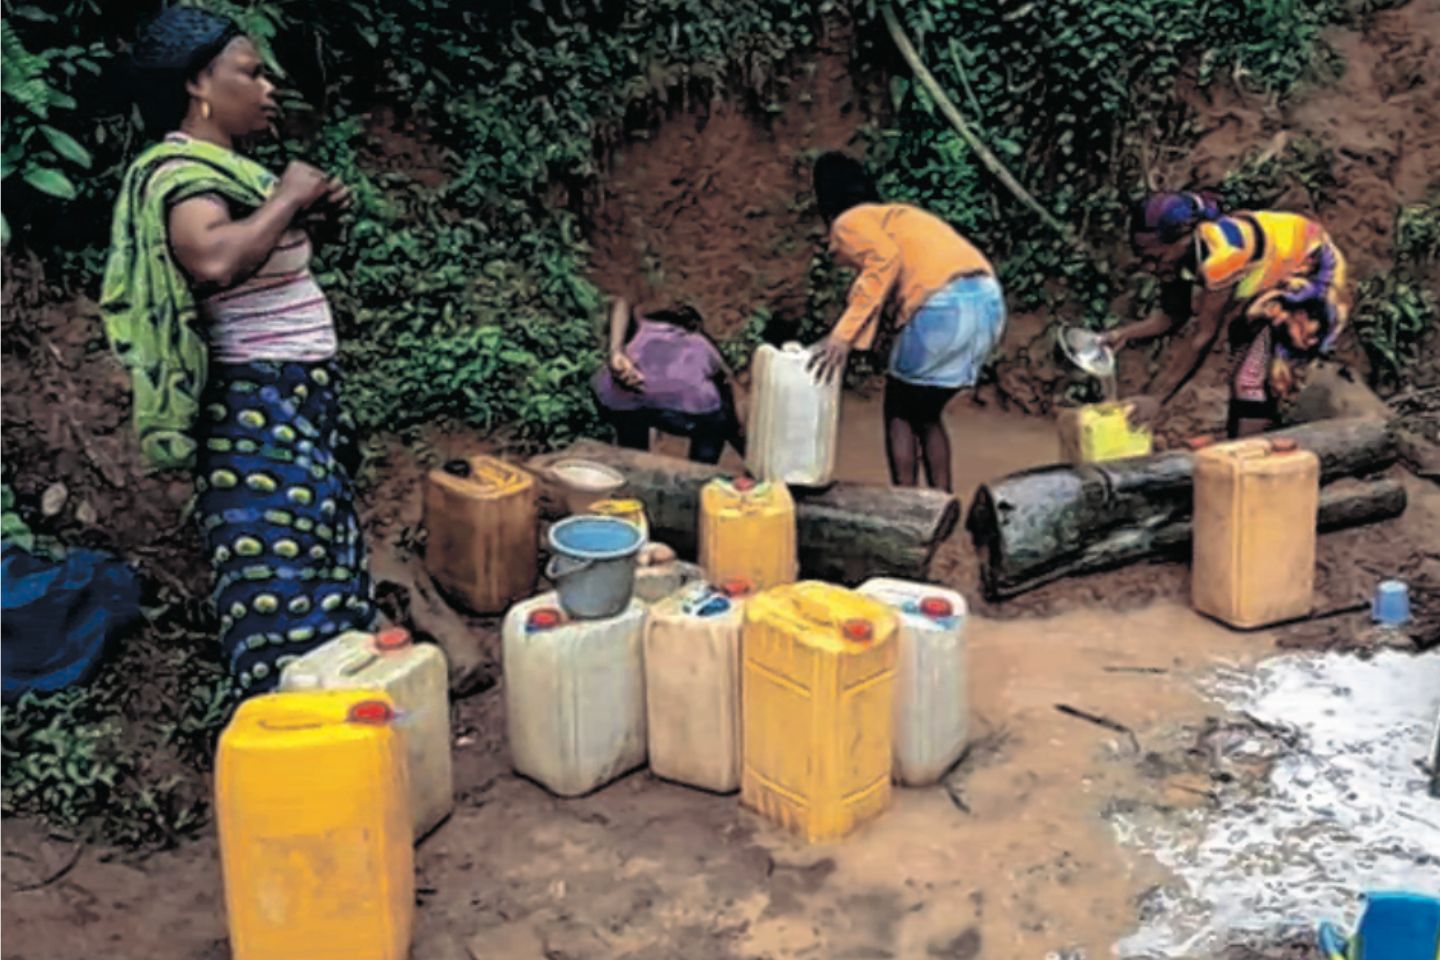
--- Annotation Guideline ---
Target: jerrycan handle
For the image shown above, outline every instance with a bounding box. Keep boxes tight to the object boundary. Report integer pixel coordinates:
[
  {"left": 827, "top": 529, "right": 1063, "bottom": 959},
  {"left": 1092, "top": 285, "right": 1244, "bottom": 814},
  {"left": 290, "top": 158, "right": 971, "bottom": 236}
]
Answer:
[
  {"left": 546, "top": 553, "right": 593, "bottom": 583},
  {"left": 443, "top": 458, "right": 472, "bottom": 478},
  {"left": 340, "top": 650, "right": 381, "bottom": 677},
  {"left": 789, "top": 586, "right": 839, "bottom": 628}
]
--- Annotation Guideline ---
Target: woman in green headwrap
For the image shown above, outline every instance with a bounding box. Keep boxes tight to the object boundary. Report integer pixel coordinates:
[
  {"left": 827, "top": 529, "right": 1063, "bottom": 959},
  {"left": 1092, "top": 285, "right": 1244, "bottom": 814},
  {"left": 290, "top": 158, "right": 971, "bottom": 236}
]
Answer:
[{"left": 101, "top": 8, "right": 373, "bottom": 696}]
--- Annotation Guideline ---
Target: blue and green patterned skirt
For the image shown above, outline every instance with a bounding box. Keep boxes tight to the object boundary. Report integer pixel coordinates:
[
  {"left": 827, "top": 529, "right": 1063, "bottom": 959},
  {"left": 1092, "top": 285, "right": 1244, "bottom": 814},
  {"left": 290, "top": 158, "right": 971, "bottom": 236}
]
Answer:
[{"left": 195, "top": 359, "right": 375, "bottom": 696}]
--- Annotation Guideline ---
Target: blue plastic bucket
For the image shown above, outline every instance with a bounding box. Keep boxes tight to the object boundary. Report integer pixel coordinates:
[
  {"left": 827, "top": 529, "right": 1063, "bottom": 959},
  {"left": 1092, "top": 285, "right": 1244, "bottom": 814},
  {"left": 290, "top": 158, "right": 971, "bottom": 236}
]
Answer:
[{"left": 546, "top": 516, "right": 645, "bottom": 619}]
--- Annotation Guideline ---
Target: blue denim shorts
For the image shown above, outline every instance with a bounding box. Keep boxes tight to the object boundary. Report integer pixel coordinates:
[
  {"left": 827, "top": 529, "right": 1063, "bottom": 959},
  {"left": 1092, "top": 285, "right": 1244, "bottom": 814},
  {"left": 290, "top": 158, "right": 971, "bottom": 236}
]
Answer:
[{"left": 889, "top": 274, "right": 1006, "bottom": 389}]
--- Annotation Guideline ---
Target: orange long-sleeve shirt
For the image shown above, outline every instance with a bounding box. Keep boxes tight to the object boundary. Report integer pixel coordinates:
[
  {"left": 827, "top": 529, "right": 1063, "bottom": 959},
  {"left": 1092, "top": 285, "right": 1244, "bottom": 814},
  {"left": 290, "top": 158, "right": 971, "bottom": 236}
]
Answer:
[{"left": 828, "top": 203, "right": 994, "bottom": 350}]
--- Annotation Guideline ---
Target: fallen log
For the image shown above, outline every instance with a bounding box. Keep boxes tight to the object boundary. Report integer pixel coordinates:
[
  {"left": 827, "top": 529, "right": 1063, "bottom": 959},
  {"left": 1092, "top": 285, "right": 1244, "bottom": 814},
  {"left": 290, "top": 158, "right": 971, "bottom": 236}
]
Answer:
[
  {"left": 527, "top": 441, "right": 959, "bottom": 584},
  {"left": 967, "top": 418, "right": 1399, "bottom": 600}
]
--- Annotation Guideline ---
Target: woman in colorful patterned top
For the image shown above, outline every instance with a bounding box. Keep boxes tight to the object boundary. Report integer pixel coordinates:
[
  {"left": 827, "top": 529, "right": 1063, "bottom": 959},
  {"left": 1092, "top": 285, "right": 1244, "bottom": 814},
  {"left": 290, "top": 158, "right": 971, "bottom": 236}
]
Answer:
[
  {"left": 1106, "top": 191, "right": 1349, "bottom": 437},
  {"left": 807, "top": 152, "right": 1006, "bottom": 492},
  {"left": 592, "top": 297, "right": 745, "bottom": 464},
  {"left": 101, "top": 8, "right": 374, "bottom": 696}
]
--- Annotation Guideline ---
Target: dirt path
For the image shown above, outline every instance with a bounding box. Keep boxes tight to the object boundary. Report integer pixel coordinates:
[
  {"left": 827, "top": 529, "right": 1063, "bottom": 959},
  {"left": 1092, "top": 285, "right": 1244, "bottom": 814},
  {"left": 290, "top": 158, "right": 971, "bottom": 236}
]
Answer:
[{"left": 1, "top": 600, "right": 1259, "bottom": 960}]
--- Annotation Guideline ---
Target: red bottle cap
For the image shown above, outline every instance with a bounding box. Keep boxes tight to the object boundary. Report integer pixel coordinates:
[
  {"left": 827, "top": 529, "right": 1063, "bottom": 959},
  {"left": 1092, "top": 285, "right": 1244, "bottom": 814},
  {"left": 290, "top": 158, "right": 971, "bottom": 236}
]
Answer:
[
  {"left": 1186, "top": 436, "right": 1214, "bottom": 451},
  {"left": 842, "top": 619, "right": 874, "bottom": 642},
  {"left": 528, "top": 608, "right": 563, "bottom": 630},
  {"left": 347, "top": 700, "right": 395, "bottom": 725},
  {"left": 732, "top": 476, "right": 757, "bottom": 492},
  {"left": 1270, "top": 438, "right": 1299, "bottom": 454},
  {"left": 919, "top": 597, "right": 954, "bottom": 618},
  {"left": 374, "top": 627, "right": 411, "bottom": 650},
  {"left": 720, "top": 578, "right": 753, "bottom": 598}
]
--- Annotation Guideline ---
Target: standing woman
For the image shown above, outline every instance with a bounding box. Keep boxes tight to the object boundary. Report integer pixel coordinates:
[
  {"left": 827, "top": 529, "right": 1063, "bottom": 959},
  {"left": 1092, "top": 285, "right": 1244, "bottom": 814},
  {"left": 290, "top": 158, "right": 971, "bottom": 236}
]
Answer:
[
  {"left": 101, "top": 8, "right": 374, "bottom": 696},
  {"left": 807, "top": 152, "right": 1006, "bottom": 492}
]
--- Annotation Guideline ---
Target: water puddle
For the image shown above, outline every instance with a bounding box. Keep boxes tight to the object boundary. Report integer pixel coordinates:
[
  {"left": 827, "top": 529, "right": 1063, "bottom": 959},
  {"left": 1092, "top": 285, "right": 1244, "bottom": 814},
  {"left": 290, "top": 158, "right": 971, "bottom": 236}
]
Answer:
[{"left": 1117, "top": 650, "right": 1440, "bottom": 958}]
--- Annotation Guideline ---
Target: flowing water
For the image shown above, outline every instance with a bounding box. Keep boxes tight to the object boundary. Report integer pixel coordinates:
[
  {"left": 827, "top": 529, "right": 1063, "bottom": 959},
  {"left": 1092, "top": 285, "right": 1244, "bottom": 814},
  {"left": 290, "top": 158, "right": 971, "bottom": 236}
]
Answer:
[{"left": 1116, "top": 649, "right": 1440, "bottom": 958}]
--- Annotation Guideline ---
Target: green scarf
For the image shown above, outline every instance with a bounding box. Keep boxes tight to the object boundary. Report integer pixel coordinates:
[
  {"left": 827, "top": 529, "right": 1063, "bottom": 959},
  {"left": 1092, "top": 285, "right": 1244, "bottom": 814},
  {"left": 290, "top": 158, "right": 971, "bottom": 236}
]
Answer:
[{"left": 100, "top": 136, "right": 277, "bottom": 471}]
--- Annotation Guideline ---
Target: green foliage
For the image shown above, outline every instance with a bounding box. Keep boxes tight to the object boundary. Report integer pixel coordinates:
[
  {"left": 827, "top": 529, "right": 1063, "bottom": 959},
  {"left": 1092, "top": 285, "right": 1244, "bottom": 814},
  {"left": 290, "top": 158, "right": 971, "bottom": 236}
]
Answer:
[
  {"left": 717, "top": 308, "right": 772, "bottom": 374},
  {"left": 1, "top": 595, "right": 231, "bottom": 848},
  {"left": 0, "top": 5, "right": 107, "bottom": 245},
  {"left": 851, "top": 0, "right": 1356, "bottom": 336},
  {"left": 1353, "top": 198, "right": 1440, "bottom": 385},
  {"left": 1, "top": 483, "right": 66, "bottom": 559},
  {"left": 1218, "top": 137, "right": 1338, "bottom": 211}
]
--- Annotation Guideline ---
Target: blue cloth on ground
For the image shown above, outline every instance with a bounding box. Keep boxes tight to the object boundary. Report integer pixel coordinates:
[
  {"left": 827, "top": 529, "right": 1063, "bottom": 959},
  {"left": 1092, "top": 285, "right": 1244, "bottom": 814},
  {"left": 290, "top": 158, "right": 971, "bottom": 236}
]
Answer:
[{"left": 2, "top": 543, "right": 141, "bottom": 703}]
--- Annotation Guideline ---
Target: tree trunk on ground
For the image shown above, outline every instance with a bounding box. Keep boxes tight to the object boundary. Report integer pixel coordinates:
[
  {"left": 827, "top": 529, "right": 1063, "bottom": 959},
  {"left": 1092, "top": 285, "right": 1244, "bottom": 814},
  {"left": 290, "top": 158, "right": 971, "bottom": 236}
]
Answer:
[
  {"left": 527, "top": 441, "right": 959, "bottom": 585},
  {"left": 967, "top": 418, "right": 1400, "bottom": 600}
]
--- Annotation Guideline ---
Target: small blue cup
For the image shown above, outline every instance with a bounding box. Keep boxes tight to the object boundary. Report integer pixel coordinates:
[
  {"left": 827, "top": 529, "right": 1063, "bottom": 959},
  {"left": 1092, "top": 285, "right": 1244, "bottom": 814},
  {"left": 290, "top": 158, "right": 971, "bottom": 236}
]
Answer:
[{"left": 1372, "top": 580, "right": 1411, "bottom": 626}]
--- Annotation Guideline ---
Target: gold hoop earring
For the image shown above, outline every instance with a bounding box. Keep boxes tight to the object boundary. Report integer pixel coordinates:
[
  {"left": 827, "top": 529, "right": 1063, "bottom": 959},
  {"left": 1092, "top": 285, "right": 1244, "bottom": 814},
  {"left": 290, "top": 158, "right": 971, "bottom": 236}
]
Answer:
[{"left": 200, "top": 100, "right": 212, "bottom": 120}]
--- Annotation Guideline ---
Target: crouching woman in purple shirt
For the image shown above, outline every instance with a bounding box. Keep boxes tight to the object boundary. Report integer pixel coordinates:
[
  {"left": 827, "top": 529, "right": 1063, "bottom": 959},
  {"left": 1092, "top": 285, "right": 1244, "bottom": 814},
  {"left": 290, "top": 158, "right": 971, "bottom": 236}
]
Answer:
[{"left": 592, "top": 297, "right": 746, "bottom": 464}]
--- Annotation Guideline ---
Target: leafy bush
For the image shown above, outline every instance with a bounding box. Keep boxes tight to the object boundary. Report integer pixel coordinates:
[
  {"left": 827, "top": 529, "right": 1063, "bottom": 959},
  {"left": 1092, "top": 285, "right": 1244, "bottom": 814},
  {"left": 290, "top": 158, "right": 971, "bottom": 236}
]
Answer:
[
  {"left": 0, "top": 7, "right": 106, "bottom": 245},
  {"left": 849, "top": 0, "right": 1358, "bottom": 335},
  {"left": 2, "top": 0, "right": 1386, "bottom": 442},
  {"left": 1218, "top": 136, "right": 1338, "bottom": 211},
  {"left": 0, "top": 589, "right": 231, "bottom": 848},
  {"left": 1353, "top": 198, "right": 1440, "bottom": 385}
]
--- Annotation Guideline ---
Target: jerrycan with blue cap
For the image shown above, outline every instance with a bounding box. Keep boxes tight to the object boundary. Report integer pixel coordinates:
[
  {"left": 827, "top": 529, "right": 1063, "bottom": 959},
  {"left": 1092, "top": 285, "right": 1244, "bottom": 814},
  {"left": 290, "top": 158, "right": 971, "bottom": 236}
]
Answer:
[
  {"left": 858, "top": 578, "right": 970, "bottom": 786},
  {"left": 643, "top": 578, "right": 753, "bottom": 793}
]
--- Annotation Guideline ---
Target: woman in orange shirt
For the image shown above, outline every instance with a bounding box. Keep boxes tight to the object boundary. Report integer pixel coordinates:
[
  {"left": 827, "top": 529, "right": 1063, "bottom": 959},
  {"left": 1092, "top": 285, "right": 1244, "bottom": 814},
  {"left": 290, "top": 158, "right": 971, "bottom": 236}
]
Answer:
[{"left": 807, "top": 152, "right": 1006, "bottom": 491}]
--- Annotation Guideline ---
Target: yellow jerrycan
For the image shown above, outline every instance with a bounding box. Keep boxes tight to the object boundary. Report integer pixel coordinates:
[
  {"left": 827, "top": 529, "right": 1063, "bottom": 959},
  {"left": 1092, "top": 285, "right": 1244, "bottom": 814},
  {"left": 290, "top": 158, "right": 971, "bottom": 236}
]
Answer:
[
  {"left": 699, "top": 476, "right": 797, "bottom": 592},
  {"left": 1056, "top": 402, "right": 1153, "bottom": 463},
  {"left": 1192, "top": 436, "right": 1320, "bottom": 628},
  {"left": 742, "top": 582, "right": 898, "bottom": 842},
  {"left": 643, "top": 579, "right": 753, "bottom": 793},
  {"left": 216, "top": 689, "right": 413, "bottom": 960},
  {"left": 280, "top": 627, "right": 453, "bottom": 840},
  {"left": 423, "top": 455, "right": 538, "bottom": 614}
]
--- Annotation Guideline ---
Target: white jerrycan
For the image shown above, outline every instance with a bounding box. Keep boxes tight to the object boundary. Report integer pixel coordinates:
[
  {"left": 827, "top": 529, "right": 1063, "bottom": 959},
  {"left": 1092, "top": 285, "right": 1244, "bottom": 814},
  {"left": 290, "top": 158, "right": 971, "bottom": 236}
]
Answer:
[
  {"left": 745, "top": 342, "right": 841, "bottom": 487},
  {"left": 857, "top": 578, "right": 969, "bottom": 786},
  {"left": 642, "top": 580, "right": 751, "bottom": 793},
  {"left": 279, "top": 627, "right": 454, "bottom": 839},
  {"left": 501, "top": 593, "right": 647, "bottom": 796}
]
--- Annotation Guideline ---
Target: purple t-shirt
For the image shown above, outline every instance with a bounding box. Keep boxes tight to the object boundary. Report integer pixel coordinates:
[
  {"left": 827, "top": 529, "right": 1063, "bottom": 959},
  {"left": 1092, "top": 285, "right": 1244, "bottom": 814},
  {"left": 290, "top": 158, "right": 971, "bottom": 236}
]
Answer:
[{"left": 592, "top": 319, "right": 724, "bottom": 415}]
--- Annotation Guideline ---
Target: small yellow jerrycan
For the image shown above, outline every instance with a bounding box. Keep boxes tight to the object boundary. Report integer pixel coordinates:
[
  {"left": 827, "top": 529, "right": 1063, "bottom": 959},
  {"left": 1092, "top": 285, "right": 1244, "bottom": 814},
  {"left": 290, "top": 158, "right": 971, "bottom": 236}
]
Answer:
[
  {"left": 216, "top": 689, "right": 413, "bottom": 960},
  {"left": 1056, "top": 402, "right": 1153, "bottom": 463},
  {"left": 742, "top": 582, "right": 898, "bottom": 842},
  {"left": 699, "top": 476, "right": 797, "bottom": 592}
]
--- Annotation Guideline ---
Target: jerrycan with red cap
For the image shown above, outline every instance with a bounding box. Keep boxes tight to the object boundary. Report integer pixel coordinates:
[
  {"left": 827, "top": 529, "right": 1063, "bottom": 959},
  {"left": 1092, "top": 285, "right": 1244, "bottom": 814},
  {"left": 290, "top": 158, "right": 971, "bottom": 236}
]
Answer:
[
  {"left": 501, "top": 593, "right": 647, "bottom": 796},
  {"left": 643, "top": 578, "right": 753, "bottom": 793},
  {"left": 742, "top": 582, "right": 898, "bottom": 842},
  {"left": 280, "top": 627, "right": 452, "bottom": 839},
  {"left": 216, "top": 689, "right": 413, "bottom": 960},
  {"left": 699, "top": 475, "right": 797, "bottom": 592},
  {"left": 858, "top": 579, "right": 969, "bottom": 786}
]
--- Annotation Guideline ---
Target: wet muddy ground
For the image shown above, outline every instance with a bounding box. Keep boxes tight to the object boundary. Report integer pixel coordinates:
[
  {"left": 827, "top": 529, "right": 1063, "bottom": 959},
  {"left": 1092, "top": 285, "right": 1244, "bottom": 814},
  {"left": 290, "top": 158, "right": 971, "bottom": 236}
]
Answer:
[{"left": 6, "top": 392, "right": 1437, "bottom": 960}]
